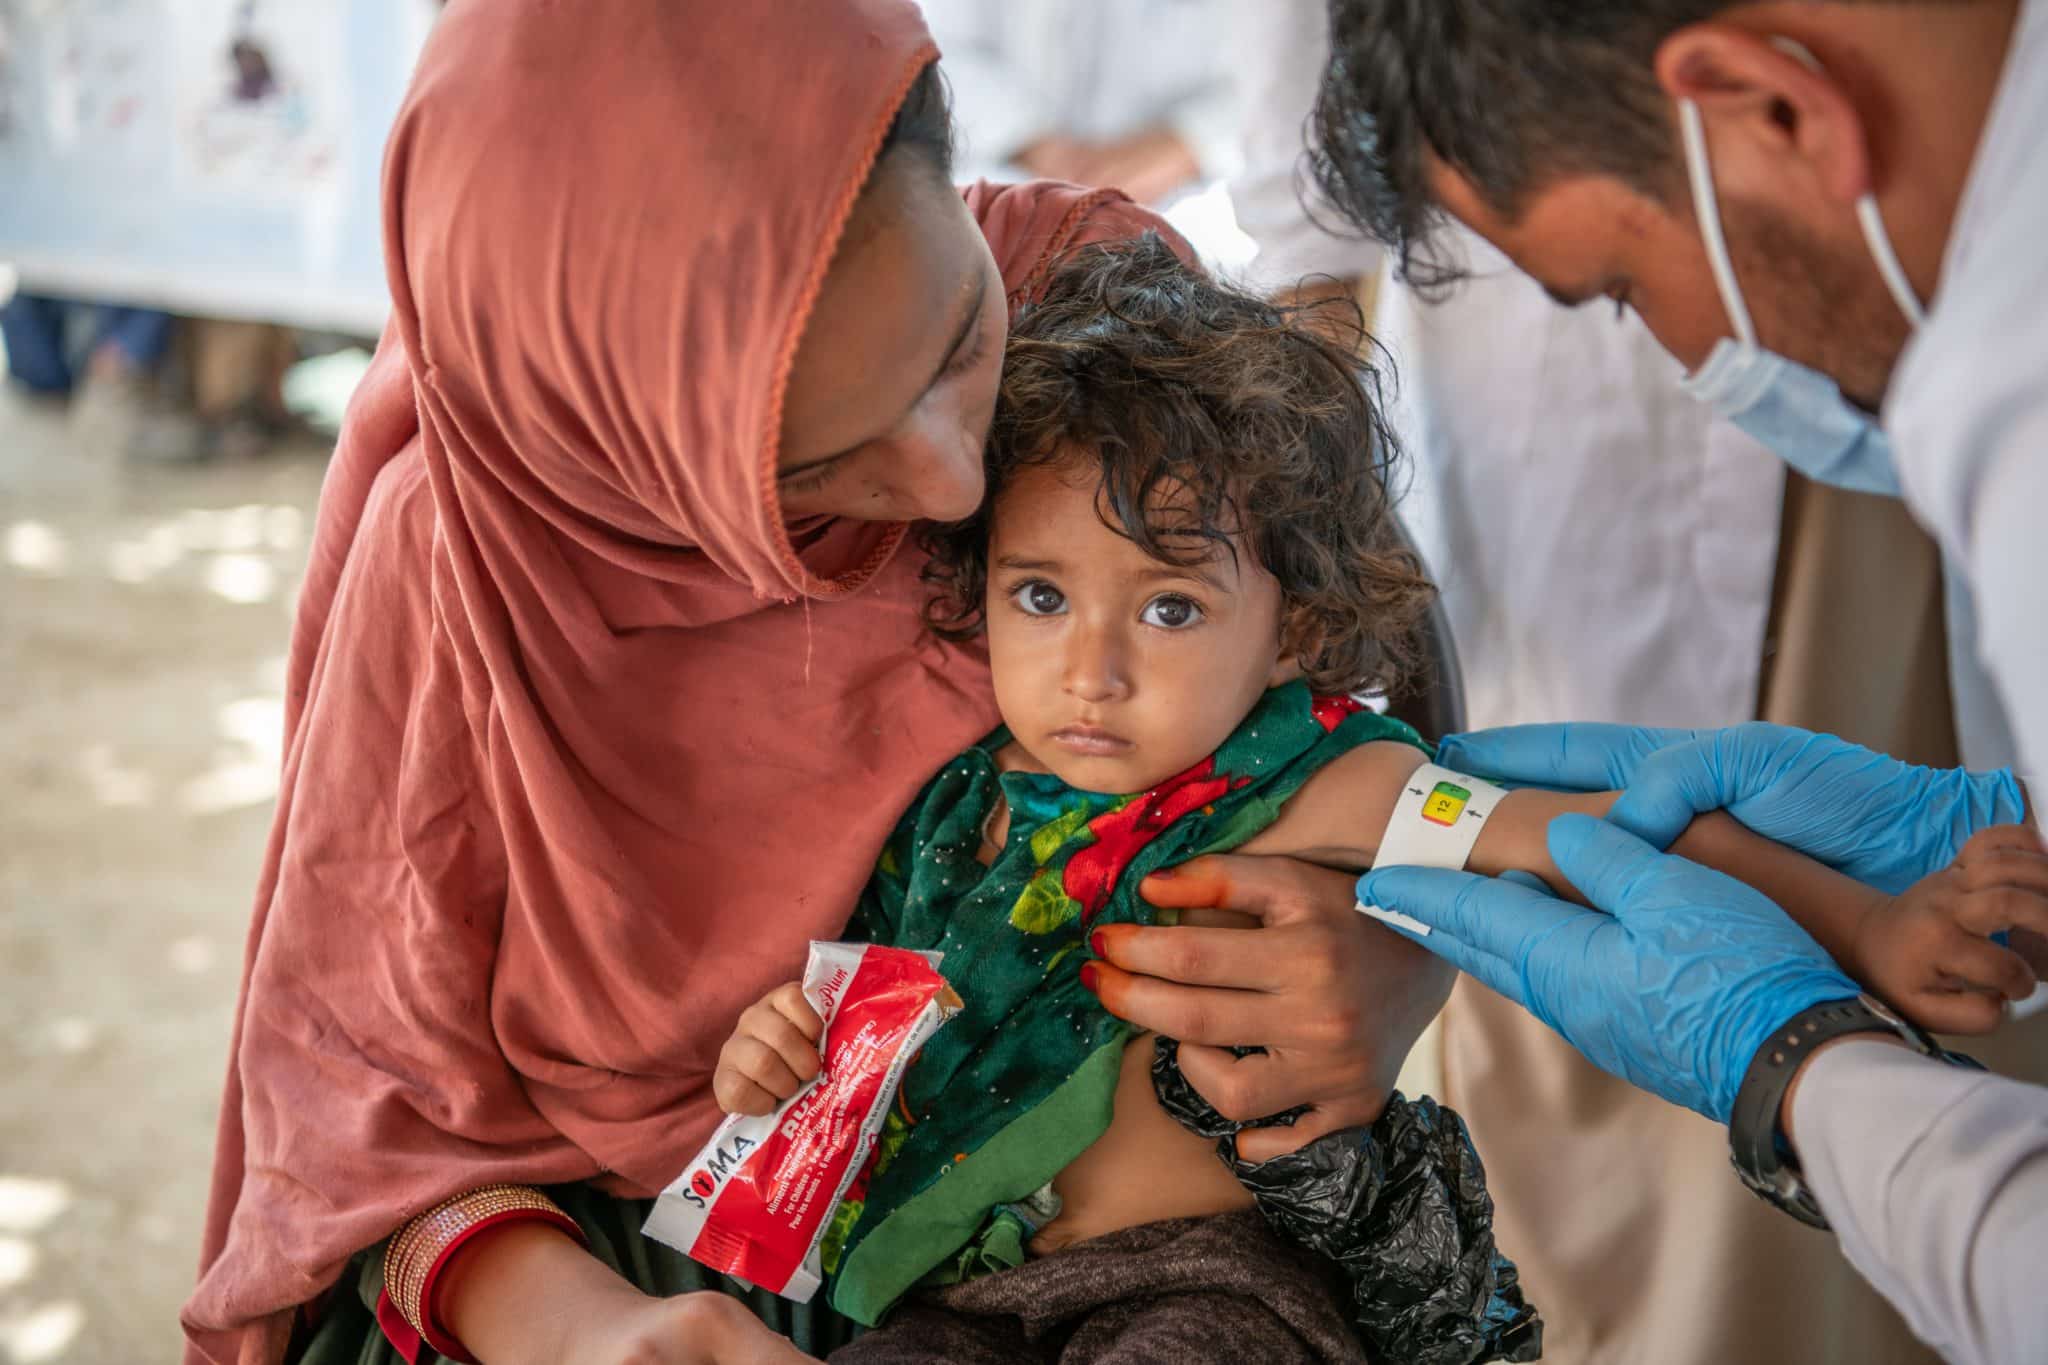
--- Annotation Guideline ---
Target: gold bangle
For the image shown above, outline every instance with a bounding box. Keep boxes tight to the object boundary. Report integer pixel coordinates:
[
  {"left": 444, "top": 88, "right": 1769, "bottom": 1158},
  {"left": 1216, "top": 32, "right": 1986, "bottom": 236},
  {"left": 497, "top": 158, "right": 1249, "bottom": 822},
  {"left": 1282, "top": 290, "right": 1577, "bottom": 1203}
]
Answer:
[{"left": 384, "top": 1184, "right": 571, "bottom": 1343}]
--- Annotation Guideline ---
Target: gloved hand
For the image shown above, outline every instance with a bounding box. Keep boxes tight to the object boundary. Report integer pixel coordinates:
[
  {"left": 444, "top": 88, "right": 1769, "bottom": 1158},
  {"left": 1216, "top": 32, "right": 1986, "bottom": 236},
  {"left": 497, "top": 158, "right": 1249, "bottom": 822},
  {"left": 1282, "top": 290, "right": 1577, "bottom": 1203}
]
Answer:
[
  {"left": 1439, "top": 721, "right": 2027, "bottom": 895},
  {"left": 1357, "top": 814, "right": 1861, "bottom": 1124}
]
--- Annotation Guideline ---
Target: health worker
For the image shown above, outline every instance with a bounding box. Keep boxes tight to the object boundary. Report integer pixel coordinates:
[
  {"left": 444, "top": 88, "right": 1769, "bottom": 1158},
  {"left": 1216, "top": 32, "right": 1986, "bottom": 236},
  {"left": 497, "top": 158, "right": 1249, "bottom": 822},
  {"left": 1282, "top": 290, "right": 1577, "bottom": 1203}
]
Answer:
[{"left": 1307, "top": 4, "right": 2048, "bottom": 1364}]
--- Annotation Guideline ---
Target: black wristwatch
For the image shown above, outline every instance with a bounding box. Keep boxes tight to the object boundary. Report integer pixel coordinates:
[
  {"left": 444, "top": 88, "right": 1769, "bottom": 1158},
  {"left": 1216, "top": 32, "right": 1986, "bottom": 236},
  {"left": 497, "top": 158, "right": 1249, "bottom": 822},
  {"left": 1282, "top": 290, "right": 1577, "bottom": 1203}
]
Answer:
[{"left": 1727, "top": 995, "right": 1979, "bottom": 1229}]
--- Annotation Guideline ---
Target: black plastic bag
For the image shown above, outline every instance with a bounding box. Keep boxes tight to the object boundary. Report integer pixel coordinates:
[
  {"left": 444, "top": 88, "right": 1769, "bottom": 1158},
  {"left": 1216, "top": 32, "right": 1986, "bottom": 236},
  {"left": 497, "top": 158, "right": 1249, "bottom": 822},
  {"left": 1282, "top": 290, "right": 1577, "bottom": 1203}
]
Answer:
[{"left": 1154, "top": 1038, "right": 1543, "bottom": 1365}]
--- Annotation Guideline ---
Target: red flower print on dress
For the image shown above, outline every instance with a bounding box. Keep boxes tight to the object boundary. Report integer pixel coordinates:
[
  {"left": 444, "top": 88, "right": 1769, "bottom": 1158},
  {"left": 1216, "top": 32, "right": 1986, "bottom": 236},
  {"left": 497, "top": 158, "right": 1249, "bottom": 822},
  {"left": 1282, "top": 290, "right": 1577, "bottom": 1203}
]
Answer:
[
  {"left": 1311, "top": 694, "right": 1367, "bottom": 733},
  {"left": 1062, "top": 756, "right": 1249, "bottom": 924}
]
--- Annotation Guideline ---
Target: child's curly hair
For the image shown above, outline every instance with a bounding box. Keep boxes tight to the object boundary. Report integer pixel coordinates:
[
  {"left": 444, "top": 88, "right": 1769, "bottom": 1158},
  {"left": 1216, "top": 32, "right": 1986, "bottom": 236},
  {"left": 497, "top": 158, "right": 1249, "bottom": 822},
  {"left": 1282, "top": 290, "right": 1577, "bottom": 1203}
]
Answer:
[{"left": 923, "top": 233, "right": 1435, "bottom": 698}]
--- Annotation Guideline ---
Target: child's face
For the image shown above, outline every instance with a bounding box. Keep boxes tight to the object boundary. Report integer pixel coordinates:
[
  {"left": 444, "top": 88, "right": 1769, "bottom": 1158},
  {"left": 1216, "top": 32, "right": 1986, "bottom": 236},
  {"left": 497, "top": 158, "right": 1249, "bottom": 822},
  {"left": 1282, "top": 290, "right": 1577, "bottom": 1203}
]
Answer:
[{"left": 985, "top": 454, "right": 1297, "bottom": 795}]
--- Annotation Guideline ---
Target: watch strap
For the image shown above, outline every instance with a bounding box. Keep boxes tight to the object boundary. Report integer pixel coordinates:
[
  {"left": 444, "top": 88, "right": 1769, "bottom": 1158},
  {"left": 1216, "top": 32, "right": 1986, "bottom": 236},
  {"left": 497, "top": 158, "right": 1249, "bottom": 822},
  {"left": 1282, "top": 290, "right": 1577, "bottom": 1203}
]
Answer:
[{"left": 1727, "top": 995, "right": 1959, "bottom": 1228}]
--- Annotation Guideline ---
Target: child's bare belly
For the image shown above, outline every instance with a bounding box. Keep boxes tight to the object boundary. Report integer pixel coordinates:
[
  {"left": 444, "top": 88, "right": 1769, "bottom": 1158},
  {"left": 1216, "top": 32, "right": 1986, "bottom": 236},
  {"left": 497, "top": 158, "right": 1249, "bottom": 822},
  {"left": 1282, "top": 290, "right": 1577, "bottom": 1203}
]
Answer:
[
  {"left": 1029, "top": 1035, "right": 1253, "bottom": 1255},
  {"left": 972, "top": 791, "right": 1257, "bottom": 1255}
]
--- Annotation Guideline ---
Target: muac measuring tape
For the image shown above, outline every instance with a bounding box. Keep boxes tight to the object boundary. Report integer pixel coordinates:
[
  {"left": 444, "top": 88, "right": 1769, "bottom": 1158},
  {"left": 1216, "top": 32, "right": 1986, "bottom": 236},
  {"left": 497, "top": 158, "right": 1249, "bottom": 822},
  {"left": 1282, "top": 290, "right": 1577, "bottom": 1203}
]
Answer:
[{"left": 1354, "top": 763, "right": 1507, "bottom": 936}]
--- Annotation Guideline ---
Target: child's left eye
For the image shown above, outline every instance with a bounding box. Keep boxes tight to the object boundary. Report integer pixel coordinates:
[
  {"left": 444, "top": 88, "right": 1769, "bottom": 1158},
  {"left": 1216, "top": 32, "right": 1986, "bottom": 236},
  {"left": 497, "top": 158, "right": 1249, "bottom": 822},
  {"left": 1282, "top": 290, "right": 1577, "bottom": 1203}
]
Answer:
[{"left": 1140, "top": 595, "right": 1203, "bottom": 630}]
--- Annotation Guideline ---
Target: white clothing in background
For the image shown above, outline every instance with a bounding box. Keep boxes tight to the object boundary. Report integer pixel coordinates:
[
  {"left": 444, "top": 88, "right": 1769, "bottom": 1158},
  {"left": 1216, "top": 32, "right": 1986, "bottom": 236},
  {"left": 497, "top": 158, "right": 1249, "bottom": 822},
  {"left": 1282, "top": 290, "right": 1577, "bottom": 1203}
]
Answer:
[
  {"left": 1226, "top": 0, "right": 1784, "bottom": 734},
  {"left": 919, "top": 0, "right": 1243, "bottom": 188},
  {"left": 1886, "top": 0, "right": 2048, "bottom": 782},
  {"left": 1374, "top": 262, "right": 1784, "bottom": 731},
  {"left": 1792, "top": 1042, "right": 2048, "bottom": 1365},
  {"left": 1229, "top": 0, "right": 1349, "bottom": 295}
]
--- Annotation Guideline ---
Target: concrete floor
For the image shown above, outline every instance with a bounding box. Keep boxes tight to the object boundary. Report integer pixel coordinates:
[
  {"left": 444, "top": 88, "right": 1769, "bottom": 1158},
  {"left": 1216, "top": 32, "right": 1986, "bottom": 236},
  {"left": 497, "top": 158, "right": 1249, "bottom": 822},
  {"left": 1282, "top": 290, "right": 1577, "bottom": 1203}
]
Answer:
[{"left": 0, "top": 386, "right": 329, "bottom": 1365}]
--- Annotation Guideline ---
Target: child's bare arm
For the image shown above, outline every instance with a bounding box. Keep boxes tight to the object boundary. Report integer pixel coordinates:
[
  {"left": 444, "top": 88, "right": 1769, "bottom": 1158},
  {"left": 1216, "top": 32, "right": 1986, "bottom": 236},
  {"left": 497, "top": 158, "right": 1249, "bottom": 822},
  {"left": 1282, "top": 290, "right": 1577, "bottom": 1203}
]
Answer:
[
  {"left": 1234, "top": 740, "right": 1435, "bottom": 868},
  {"left": 1249, "top": 746, "right": 1888, "bottom": 973},
  {"left": 712, "top": 982, "right": 823, "bottom": 1115},
  {"left": 1473, "top": 789, "right": 1877, "bottom": 974},
  {"left": 1254, "top": 742, "right": 2045, "bottom": 1034},
  {"left": 1470, "top": 794, "right": 2048, "bottom": 1033}
]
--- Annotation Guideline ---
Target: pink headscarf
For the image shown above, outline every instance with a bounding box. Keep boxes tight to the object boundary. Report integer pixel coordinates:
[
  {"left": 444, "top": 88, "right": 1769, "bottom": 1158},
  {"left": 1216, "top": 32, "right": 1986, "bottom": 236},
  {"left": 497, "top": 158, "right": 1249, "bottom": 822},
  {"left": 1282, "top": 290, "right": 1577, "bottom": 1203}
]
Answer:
[{"left": 182, "top": 2, "right": 1185, "bottom": 1360}]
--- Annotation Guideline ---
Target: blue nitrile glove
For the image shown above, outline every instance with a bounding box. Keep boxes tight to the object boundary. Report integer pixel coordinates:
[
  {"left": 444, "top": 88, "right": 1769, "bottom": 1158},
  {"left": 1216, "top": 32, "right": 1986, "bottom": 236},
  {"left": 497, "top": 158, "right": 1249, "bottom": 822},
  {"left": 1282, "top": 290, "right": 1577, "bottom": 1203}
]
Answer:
[
  {"left": 1358, "top": 814, "right": 1861, "bottom": 1124},
  {"left": 1438, "top": 721, "right": 2026, "bottom": 895}
]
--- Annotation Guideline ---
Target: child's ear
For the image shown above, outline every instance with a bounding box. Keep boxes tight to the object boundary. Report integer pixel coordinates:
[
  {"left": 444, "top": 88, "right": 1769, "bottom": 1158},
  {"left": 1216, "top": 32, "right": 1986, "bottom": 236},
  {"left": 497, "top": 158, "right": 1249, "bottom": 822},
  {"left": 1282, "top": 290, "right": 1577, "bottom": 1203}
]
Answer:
[{"left": 1268, "top": 613, "right": 1317, "bottom": 688}]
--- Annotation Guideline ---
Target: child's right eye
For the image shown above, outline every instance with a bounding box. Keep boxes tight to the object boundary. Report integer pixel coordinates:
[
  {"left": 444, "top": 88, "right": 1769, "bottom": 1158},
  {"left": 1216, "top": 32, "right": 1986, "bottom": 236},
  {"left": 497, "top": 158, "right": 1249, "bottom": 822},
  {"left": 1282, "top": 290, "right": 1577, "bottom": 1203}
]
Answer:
[{"left": 1011, "top": 581, "right": 1067, "bottom": 617}]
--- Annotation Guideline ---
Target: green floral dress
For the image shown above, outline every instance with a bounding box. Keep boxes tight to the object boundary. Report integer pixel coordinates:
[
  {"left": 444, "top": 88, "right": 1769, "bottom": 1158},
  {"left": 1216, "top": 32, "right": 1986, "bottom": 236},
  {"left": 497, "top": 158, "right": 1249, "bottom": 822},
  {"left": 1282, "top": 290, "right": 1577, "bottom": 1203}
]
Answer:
[{"left": 822, "top": 682, "right": 1424, "bottom": 1325}]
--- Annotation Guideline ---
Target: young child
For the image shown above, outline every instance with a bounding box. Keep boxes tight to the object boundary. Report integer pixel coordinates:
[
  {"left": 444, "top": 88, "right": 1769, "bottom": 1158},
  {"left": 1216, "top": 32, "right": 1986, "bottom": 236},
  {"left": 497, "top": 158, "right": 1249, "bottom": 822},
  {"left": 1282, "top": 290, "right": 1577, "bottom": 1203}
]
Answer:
[{"left": 713, "top": 236, "right": 2045, "bottom": 1365}]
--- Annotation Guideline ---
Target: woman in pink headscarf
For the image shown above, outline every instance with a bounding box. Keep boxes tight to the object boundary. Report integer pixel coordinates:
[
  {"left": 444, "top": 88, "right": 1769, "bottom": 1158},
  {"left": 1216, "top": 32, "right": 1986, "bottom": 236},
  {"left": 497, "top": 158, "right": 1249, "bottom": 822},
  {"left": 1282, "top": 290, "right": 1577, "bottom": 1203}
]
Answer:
[{"left": 181, "top": 3, "right": 1451, "bottom": 1362}]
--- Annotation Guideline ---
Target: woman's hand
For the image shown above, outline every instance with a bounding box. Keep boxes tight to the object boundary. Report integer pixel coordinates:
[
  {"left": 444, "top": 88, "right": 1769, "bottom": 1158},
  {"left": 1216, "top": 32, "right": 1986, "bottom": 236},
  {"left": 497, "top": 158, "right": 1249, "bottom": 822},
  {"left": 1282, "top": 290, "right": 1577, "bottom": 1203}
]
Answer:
[
  {"left": 713, "top": 981, "right": 822, "bottom": 1115},
  {"left": 590, "top": 1291, "right": 819, "bottom": 1365},
  {"left": 1084, "top": 853, "right": 1454, "bottom": 1162},
  {"left": 439, "top": 1223, "right": 816, "bottom": 1365}
]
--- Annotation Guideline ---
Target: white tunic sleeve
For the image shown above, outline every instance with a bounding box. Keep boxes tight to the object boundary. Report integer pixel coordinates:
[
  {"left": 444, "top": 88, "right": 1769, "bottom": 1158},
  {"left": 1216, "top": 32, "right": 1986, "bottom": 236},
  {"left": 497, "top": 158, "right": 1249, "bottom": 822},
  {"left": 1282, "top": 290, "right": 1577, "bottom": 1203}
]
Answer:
[{"left": 1791, "top": 1040, "right": 2048, "bottom": 1365}]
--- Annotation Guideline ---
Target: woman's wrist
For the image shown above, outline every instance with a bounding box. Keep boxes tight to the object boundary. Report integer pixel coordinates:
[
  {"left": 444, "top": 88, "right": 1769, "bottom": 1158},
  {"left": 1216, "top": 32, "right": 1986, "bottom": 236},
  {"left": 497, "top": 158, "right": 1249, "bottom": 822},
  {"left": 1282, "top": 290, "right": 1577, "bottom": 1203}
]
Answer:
[
  {"left": 437, "top": 1218, "right": 639, "bottom": 1365},
  {"left": 382, "top": 1185, "right": 595, "bottom": 1364}
]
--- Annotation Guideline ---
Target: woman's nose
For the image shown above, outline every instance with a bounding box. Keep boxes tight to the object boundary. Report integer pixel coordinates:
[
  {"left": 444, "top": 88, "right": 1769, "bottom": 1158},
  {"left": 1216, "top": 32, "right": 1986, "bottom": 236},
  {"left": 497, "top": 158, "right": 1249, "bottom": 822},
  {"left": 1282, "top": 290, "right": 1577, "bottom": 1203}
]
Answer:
[
  {"left": 1062, "top": 621, "right": 1130, "bottom": 704},
  {"left": 892, "top": 408, "right": 987, "bottom": 523}
]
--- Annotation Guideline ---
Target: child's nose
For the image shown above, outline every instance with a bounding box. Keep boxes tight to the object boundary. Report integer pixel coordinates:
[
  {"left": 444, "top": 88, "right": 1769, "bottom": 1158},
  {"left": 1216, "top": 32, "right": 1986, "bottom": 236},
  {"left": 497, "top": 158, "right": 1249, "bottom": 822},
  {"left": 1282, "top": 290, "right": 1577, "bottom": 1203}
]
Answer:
[{"left": 1062, "top": 622, "right": 1131, "bottom": 704}]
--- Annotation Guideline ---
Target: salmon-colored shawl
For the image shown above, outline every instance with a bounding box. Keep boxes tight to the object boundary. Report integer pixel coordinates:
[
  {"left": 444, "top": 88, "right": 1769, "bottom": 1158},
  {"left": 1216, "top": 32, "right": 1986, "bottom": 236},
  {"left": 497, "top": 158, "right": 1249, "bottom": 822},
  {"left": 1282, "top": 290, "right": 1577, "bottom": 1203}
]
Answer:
[{"left": 181, "top": 2, "right": 1185, "bottom": 1360}]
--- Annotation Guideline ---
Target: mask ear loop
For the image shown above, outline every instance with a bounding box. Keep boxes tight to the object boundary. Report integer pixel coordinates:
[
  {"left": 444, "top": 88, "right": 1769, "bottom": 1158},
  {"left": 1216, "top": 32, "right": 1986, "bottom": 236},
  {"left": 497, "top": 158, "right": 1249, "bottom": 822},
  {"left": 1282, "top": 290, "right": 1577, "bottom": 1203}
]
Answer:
[
  {"left": 1856, "top": 197, "right": 1930, "bottom": 328},
  {"left": 1770, "top": 36, "right": 1928, "bottom": 329},
  {"left": 1679, "top": 98, "right": 1759, "bottom": 347}
]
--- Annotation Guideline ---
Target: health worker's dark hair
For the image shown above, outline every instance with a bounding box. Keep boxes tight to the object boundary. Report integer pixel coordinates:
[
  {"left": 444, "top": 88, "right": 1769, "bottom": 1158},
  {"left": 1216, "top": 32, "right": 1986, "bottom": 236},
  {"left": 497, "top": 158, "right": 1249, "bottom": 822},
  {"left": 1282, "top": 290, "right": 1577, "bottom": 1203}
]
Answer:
[
  {"left": 1307, "top": 0, "right": 1936, "bottom": 292},
  {"left": 922, "top": 233, "right": 1435, "bottom": 699}
]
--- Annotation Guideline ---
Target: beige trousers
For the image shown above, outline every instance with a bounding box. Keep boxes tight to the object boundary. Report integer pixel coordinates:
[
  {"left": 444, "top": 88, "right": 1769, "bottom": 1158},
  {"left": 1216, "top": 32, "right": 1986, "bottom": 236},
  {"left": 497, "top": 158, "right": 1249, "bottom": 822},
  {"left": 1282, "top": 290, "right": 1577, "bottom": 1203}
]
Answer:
[{"left": 1438, "top": 475, "right": 2046, "bottom": 1364}]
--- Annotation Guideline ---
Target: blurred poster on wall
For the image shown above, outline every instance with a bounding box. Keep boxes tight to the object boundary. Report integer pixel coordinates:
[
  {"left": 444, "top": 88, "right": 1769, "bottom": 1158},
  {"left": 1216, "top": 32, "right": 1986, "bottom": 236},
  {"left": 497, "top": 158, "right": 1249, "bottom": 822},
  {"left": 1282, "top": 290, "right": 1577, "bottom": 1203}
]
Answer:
[
  {"left": 0, "top": 0, "right": 437, "bottom": 333},
  {"left": 173, "top": 0, "right": 344, "bottom": 194},
  {"left": 45, "top": 0, "right": 163, "bottom": 169}
]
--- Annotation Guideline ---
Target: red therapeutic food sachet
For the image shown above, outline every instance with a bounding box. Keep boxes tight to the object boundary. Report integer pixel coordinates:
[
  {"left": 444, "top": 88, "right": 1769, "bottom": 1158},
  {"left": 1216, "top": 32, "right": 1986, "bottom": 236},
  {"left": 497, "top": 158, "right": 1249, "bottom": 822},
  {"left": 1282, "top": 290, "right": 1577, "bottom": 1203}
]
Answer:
[{"left": 644, "top": 942, "right": 959, "bottom": 1300}]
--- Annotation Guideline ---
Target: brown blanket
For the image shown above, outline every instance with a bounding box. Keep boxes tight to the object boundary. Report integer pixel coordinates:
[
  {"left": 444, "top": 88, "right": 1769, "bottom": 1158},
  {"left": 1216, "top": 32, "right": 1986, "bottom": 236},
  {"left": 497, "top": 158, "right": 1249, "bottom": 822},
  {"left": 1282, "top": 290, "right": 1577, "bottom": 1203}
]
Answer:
[{"left": 831, "top": 1211, "right": 1369, "bottom": 1365}]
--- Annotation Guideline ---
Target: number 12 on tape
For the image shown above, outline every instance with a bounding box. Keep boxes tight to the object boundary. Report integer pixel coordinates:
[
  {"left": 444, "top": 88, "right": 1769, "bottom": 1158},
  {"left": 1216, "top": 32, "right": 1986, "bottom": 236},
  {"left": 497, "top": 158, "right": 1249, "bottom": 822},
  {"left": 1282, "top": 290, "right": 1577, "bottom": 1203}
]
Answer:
[
  {"left": 1420, "top": 781, "right": 1471, "bottom": 827},
  {"left": 1354, "top": 765, "right": 1506, "bottom": 938}
]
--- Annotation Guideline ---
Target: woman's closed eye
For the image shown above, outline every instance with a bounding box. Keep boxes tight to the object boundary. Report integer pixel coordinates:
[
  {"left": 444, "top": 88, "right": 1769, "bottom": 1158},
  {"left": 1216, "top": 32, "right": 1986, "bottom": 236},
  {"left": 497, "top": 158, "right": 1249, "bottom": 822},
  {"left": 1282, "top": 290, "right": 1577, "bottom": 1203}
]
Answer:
[
  {"left": 1139, "top": 593, "right": 1204, "bottom": 630},
  {"left": 778, "top": 456, "right": 844, "bottom": 497},
  {"left": 940, "top": 310, "right": 991, "bottom": 384},
  {"left": 780, "top": 327, "right": 984, "bottom": 502},
  {"left": 1010, "top": 579, "right": 1067, "bottom": 617}
]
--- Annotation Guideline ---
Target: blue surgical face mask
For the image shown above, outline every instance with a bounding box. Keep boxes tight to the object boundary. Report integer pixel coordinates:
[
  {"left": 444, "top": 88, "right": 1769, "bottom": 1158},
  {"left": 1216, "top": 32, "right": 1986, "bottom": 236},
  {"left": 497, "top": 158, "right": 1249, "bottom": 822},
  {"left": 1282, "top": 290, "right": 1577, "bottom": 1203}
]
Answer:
[
  {"left": 1680, "top": 333, "right": 1904, "bottom": 497},
  {"left": 1673, "top": 39, "right": 1923, "bottom": 499}
]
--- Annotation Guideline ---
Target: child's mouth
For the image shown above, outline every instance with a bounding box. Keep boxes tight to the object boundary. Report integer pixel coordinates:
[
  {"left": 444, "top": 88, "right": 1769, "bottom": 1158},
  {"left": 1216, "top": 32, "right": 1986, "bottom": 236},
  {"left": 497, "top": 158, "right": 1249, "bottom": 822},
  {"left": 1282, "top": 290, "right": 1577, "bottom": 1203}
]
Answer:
[{"left": 1050, "top": 725, "right": 1134, "bottom": 757}]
